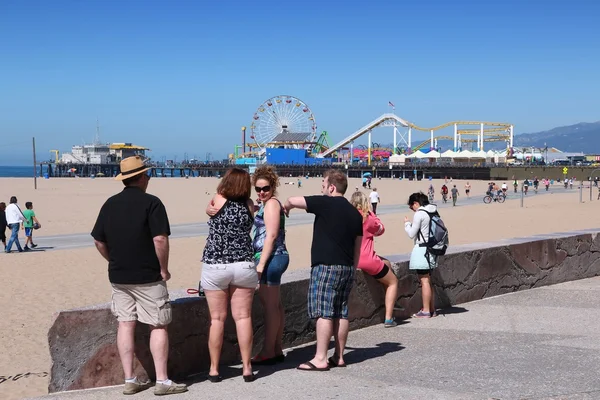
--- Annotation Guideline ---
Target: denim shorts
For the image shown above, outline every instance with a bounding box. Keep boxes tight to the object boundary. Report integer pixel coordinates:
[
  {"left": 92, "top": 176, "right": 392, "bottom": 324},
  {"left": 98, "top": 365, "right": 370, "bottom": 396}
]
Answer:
[
  {"left": 258, "top": 253, "right": 289, "bottom": 286},
  {"left": 24, "top": 228, "right": 33, "bottom": 237},
  {"left": 308, "top": 264, "right": 355, "bottom": 320}
]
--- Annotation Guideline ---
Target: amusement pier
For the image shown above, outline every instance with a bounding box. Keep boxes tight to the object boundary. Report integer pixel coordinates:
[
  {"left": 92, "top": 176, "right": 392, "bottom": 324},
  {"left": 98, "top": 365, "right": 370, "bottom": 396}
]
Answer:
[{"left": 42, "top": 95, "right": 597, "bottom": 181}]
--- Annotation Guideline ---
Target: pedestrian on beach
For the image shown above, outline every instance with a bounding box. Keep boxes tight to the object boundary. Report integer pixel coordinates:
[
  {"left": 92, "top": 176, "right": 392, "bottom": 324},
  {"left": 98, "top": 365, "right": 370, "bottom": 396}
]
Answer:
[
  {"left": 349, "top": 191, "right": 398, "bottom": 327},
  {"left": 250, "top": 166, "right": 289, "bottom": 366},
  {"left": 5, "top": 196, "right": 26, "bottom": 253},
  {"left": 404, "top": 192, "right": 439, "bottom": 318},
  {"left": 0, "top": 202, "right": 7, "bottom": 251},
  {"left": 451, "top": 185, "right": 459, "bottom": 206},
  {"left": 369, "top": 187, "right": 380, "bottom": 214},
  {"left": 203, "top": 167, "right": 257, "bottom": 382},
  {"left": 464, "top": 182, "right": 471, "bottom": 198},
  {"left": 91, "top": 156, "right": 187, "bottom": 396},
  {"left": 22, "top": 201, "right": 40, "bottom": 250},
  {"left": 284, "top": 169, "right": 363, "bottom": 370}
]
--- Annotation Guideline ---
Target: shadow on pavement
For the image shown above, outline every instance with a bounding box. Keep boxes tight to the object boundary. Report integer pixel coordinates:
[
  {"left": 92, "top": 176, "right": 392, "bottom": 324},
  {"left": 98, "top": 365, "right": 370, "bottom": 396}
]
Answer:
[{"left": 250, "top": 341, "right": 404, "bottom": 381}]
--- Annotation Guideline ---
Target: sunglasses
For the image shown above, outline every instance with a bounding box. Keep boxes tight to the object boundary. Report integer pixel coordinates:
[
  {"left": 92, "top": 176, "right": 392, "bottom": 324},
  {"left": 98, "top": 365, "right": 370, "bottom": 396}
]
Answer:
[{"left": 255, "top": 185, "right": 271, "bottom": 193}]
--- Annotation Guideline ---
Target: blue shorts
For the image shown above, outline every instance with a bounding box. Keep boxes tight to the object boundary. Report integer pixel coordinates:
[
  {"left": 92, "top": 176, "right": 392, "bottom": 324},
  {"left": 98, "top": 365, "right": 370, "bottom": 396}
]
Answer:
[
  {"left": 308, "top": 264, "right": 355, "bottom": 320},
  {"left": 24, "top": 227, "right": 33, "bottom": 237},
  {"left": 257, "top": 253, "right": 289, "bottom": 286}
]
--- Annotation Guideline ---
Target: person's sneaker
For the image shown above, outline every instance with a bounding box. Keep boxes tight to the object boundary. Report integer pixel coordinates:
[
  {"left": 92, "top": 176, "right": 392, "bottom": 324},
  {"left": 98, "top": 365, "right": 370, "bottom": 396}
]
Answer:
[
  {"left": 23, "top": 247, "right": 31, "bottom": 252},
  {"left": 31, "top": 244, "right": 38, "bottom": 248},
  {"left": 154, "top": 381, "right": 188, "bottom": 396},
  {"left": 123, "top": 378, "right": 151, "bottom": 395},
  {"left": 412, "top": 310, "right": 432, "bottom": 318},
  {"left": 384, "top": 319, "right": 398, "bottom": 328}
]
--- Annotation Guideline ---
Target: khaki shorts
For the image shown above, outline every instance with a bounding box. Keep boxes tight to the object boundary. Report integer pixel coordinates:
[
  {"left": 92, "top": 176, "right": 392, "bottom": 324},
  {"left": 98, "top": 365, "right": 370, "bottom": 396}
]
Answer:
[{"left": 111, "top": 281, "right": 172, "bottom": 327}]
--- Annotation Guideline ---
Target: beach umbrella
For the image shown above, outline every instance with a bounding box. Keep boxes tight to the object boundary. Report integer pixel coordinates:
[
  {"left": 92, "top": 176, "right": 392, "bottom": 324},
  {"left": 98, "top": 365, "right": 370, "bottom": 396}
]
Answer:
[{"left": 363, "top": 172, "right": 372, "bottom": 177}]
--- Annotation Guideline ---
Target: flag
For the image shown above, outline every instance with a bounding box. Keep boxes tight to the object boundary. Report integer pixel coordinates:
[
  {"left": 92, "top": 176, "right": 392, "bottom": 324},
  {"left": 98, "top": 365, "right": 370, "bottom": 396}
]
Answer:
[{"left": 388, "top": 101, "right": 395, "bottom": 108}]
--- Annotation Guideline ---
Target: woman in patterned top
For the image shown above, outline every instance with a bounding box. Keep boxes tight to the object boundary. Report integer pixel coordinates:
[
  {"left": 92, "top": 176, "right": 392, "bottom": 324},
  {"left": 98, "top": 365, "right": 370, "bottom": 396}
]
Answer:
[
  {"left": 203, "top": 168, "right": 257, "bottom": 382},
  {"left": 250, "top": 166, "right": 289, "bottom": 366}
]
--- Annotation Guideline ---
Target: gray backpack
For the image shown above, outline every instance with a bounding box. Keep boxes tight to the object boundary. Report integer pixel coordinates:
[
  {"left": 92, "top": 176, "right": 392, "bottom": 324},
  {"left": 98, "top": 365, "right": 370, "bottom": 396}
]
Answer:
[{"left": 419, "top": 209, "right": 449, "bottom": 256}]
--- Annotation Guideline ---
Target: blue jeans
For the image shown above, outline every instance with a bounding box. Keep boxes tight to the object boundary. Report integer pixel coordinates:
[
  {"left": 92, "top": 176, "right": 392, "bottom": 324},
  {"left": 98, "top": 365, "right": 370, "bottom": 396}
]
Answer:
[{"left": 6, "top": 223, "right": 22, "bottom": 252}]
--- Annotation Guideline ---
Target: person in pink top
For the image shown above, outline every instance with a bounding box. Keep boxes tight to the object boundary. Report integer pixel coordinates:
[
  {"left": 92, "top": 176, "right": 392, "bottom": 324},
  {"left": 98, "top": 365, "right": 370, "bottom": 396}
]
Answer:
[{"left": 350, "top": 192, "right": 399, "bottom": 327}]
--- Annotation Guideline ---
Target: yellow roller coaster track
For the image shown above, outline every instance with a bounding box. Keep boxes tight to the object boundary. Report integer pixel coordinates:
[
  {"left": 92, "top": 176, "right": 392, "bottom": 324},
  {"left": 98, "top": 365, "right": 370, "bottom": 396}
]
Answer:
[{"left": 407, "top": 121, "right": 511, "bottom": 131}]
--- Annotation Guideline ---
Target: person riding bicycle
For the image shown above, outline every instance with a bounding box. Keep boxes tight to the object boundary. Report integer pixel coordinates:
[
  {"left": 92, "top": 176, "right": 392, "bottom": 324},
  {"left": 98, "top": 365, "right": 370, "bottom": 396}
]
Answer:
[
  {"left": 428, "top": 184, "right": 435, "bottom": 202},
  {"left": 523, "top": 179, "right": 529, "bottom": 194},
  {"left": 513, "top": 179, "right": 518, "bottom": 193},
  {"left": 501, "top": 182, "right": 508, "bottom": 196},
  {"left": 441, "top": 184, "right": 448, "bottom": 203},
  {"left": 486, "top": 182, "right": 494, "bottom": 196},
  {"left": 533, "top": 178, "right": 539, "bottom": 193}
]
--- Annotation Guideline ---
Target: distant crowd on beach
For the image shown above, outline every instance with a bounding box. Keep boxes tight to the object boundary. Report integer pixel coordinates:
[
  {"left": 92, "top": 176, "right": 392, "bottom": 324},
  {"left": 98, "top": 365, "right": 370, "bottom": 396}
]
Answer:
[{"left": 88, "top": 155, "right": 446, "bottom": 395}]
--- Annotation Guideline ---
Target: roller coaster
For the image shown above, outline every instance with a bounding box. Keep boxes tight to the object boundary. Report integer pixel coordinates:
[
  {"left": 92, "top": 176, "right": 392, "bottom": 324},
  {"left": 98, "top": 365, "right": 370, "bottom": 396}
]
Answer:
[{"left": 318, "top": 113, "right": 513, "bottom": 159}]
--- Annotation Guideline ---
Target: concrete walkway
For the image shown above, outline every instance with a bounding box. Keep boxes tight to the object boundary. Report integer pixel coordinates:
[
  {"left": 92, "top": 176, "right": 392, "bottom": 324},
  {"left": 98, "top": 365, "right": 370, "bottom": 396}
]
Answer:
[
  {"left": 31, "top": 276, "right": 600, "bottom": 400},
  {"left": 32, "top": 188, "right": 575, "bottom": 252}
]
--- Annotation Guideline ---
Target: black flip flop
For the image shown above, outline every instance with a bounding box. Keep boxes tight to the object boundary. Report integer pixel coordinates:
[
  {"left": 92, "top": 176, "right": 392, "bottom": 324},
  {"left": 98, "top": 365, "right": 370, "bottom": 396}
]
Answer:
[
  {"left": 296, "top": 361, "right": 330, "bottom": 371},
  {"left": 327, "top": 356, "right": 347, "bottom": 368}
]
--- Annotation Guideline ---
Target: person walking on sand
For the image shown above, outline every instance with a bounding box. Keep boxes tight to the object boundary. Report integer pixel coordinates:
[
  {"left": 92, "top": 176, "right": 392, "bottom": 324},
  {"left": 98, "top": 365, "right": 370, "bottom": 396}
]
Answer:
[
  {"left": 249, "top": 166, "right": 289, "bottom": 366},
  {"left": 404, "top": 192, "right": 439, "bottom": 318},
  {"left": 451, "top": 185, "right": 459, "bottom": 206},
  {"left": 369, "top": 187, "right": 380, "bottom": 214},
  {"left": 203, "top": 167, "right": 257, "bottom": 383},
  {"left": 22, "top": 202, "right": 40, "bottom": 250},
  {"left": 350, "top": 192, "right": 398, "bottom": 327},
  {"left": 0, "top": 202, "right": 7, "bottom": 250},
  {"left": 91, "top": 156, "right": 187, "bottom": 396},
  {"left": 5, "top": 196, "right": 26, "bottom": 253},
  {"left": 464, "top": 182, "right": 471, "bottom": 199},
  {"left": 284, "top": 169, "right": 363, "bottom": 370}
]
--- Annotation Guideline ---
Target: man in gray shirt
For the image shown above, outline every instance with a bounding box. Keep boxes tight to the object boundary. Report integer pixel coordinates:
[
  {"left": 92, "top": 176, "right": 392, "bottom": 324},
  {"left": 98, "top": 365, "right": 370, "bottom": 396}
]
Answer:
[{"left": 451, "top": 185, "right": 459, "bottom": 206}]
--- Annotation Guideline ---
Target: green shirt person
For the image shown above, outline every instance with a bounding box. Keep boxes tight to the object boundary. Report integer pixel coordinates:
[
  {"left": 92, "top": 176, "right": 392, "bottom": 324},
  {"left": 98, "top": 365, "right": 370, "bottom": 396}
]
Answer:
[{"left": 23, "top": 209, "right": 35, "bottom": 228}]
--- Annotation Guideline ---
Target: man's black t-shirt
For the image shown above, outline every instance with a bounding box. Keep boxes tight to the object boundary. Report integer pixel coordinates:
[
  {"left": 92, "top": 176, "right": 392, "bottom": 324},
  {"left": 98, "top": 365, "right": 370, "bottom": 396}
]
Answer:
[
  {"left": 91, "top": 187, "right": 170, "bottom": 284},
  {"left": 305, "top": 195, "right": 363, "bottom": 267}
]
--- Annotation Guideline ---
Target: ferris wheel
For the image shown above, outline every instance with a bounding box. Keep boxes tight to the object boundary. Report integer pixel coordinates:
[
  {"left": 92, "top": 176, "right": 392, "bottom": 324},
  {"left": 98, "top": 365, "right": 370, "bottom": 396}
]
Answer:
[{"left": 249, "top": 95, "right": 317, "bottom": 149}]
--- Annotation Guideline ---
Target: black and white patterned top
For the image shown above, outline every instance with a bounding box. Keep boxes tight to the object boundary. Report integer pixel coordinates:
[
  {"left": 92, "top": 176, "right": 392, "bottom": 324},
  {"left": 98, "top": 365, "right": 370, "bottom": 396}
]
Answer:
[{"left": 202, "top": 199, "right": 254, "bottom": 264}]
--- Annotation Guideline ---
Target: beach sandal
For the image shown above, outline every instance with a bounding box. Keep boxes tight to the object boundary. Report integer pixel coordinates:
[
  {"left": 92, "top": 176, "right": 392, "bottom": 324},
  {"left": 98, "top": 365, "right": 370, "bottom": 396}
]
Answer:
[
  {"left": 296, "top": 361, "right": 330, "bottom": 371},
  {"left": 412, "top": 310, "right": 432, "bottom": 318},
  {"left": 327, "top": 355, "right": 346, "bottom": 368}
]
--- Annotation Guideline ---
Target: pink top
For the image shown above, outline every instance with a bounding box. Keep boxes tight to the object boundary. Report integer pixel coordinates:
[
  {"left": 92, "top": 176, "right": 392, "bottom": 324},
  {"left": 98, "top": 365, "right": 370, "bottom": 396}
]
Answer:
[{"left": 358, "top": 212, "right": 386, "bottom": 275}]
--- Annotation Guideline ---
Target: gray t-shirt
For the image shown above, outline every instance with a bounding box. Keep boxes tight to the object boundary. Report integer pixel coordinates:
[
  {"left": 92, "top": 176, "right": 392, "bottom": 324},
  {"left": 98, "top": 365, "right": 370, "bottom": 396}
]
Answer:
[{"left": 451, "top": 188, "right": 458, "bottom": 198}]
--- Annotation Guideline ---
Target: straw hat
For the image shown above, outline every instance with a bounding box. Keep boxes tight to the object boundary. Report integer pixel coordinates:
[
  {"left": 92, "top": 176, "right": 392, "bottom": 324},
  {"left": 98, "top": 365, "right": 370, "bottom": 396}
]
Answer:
[{"left": 115, "top": 156, "right": 150, "bottom": 181}]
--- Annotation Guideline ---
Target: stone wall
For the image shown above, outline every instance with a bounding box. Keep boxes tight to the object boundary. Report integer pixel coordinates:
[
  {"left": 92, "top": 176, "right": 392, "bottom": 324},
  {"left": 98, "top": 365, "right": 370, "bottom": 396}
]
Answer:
[{"left": 47, "top": 230, "right": 600, "bottom": 393}]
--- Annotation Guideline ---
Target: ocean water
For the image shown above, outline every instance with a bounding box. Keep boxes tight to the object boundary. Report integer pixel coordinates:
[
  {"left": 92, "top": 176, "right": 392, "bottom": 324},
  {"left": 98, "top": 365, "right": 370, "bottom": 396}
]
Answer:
[{"left": 0, "top": 166, "right": 49, "bottom": 178}]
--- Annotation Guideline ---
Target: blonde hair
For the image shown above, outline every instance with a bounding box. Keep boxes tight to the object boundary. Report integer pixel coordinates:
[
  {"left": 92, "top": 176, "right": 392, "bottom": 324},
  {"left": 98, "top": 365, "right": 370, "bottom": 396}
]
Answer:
[{"left": 350, "top": 191, "right": 371, "bottom": 213}]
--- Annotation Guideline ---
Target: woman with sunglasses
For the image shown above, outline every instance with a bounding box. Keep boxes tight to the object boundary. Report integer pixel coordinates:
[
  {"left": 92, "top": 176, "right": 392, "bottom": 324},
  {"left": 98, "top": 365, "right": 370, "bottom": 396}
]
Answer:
[
  {"left": 202, "top": 168, "right": 257, "bottom": 382},
  {"left": 250, "top": 166, "right": 289, "bottom": 365}
]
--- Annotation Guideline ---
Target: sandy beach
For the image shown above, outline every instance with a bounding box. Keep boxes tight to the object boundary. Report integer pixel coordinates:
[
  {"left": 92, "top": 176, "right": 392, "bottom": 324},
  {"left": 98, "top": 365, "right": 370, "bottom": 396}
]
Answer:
[{"left": 0, "top": 176, "right": 596, "bottom": 400}]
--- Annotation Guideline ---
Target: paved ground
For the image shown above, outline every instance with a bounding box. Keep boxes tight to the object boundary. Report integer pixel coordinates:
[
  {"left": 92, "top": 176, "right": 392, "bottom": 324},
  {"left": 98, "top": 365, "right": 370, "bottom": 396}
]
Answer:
[
  {"left": 34, "top": 188, "right": 576, "bottom": 252},
  {"left": 31, "top": 276, "right": 600, "bottom": 400}
]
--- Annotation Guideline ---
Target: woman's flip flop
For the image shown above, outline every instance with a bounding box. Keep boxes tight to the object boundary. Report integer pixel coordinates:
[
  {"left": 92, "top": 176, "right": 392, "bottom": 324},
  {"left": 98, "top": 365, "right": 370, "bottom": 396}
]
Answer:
[{"left": 296, "top": 361, "right": 330, "bottom": 371}]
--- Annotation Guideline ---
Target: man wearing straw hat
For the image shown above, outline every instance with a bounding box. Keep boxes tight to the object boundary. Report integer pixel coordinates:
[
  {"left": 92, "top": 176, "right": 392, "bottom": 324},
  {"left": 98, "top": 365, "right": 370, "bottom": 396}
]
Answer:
[{"left": 91, "top": 156, "right": 187, "bottom": 396}]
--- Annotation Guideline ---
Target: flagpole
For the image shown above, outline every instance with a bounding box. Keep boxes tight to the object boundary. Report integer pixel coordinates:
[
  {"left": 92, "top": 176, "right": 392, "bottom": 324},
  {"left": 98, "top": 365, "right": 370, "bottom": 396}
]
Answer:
[{"left": 389, "top": 102, "right": 397, "bottom": 155}]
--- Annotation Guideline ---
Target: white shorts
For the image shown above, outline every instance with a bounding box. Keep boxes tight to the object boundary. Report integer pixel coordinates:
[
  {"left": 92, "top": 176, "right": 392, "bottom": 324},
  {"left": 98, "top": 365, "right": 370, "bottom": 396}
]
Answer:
[{"left": 201, "top": 261, "right": 257, "bottom": 291}]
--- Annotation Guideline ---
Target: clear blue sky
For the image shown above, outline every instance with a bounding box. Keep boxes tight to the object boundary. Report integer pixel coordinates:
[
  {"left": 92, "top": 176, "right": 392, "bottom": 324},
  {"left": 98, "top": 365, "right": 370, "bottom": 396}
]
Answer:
[{"left": 1, "top": 0, "right": 598, "bottom": 165}]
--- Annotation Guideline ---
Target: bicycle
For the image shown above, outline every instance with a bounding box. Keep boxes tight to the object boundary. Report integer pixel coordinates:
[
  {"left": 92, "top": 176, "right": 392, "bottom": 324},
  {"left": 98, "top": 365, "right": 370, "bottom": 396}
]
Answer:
[{"left": 483, "top": 192, "right": 506, "bottom": 204}]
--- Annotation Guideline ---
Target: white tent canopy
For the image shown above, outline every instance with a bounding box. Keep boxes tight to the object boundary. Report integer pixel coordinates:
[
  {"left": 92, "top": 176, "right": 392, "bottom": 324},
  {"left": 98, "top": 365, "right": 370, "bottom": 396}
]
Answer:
[
  {"left": 425, "top": 150, "right": 441, "bottom": 158},
  {"left": 441, "top": 150, "right": 456, "bottom": 158},
  {"left": 455, "top": 150, "right": 473, "bottom": 158}
]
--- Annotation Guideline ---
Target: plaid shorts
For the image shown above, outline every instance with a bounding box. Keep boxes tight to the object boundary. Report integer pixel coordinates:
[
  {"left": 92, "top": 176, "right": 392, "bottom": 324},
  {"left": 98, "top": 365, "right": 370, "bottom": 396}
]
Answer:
[{"left": 308, "top": 264, "right": 355, "bottom": 320}]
